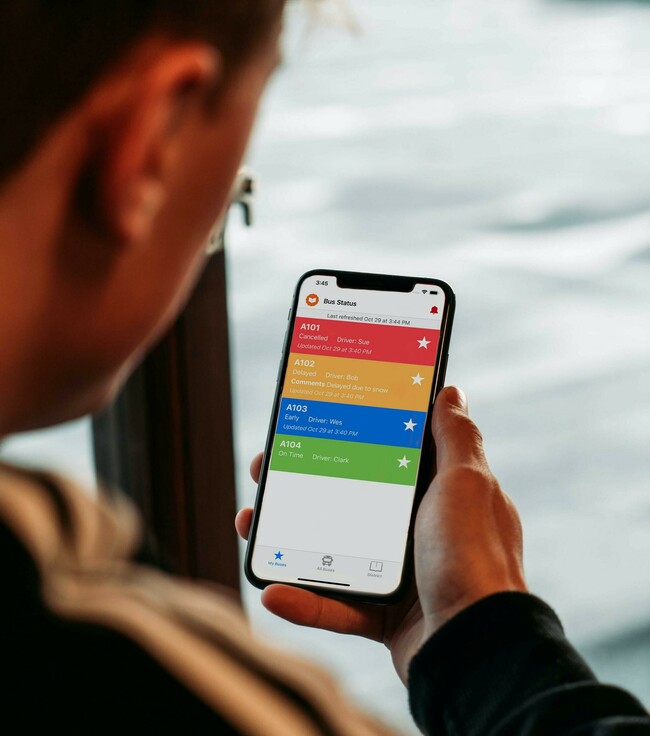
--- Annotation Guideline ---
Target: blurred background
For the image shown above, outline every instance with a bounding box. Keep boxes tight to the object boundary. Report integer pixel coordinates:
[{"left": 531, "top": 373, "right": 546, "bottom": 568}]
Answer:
[{"left": 4, "top": 0, "right": 650, "bottom": 731}]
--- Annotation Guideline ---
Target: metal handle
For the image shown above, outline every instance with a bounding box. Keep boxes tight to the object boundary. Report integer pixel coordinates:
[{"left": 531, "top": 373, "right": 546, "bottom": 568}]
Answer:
[{"left": 206, "top": 168, "right": 257, "bottom": 255}]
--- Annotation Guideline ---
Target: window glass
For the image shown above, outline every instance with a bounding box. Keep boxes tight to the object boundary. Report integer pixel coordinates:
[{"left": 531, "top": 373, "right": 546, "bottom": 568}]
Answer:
[
  {"left": 230, "top": 0, "right": 650, "bottom": 729},
  {"left": 0, "top": 418, "right": 96, "bottom": 490}
]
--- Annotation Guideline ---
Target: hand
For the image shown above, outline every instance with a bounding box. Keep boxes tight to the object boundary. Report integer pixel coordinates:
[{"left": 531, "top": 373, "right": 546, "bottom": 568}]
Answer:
[{"left": 235, "top": 387, "right": 526, "bottom": 684}]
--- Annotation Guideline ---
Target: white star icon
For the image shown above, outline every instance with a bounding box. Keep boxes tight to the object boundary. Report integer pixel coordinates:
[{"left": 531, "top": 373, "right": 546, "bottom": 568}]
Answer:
[
  {"left": 418, "top": 337, "right": 431, "bottom": 349},
  {"left": 404, "top": 418, "right": 417, "bottom": 432},
  {"left": 398, "top": 456, "right": 411, "bottom": 468},
  {"left": 411, "top": 373, "right": 424, "bottom": 386}
]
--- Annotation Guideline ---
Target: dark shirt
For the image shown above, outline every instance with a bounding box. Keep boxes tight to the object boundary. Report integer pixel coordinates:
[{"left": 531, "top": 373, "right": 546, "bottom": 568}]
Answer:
[
  {"left": 1, "top": 522, "right": 234, "bottom": 731},
  {"left": 0, "top": 464, "right": 394, "bottom": 735},
  {"left": 409, "top": 592, "right": 650, "bottom": 734}
]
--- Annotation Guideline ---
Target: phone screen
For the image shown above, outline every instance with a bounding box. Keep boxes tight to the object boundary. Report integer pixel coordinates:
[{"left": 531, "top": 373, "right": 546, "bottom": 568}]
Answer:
[{"left": 248, "top": 273, "right": 450, "bottom": 598}]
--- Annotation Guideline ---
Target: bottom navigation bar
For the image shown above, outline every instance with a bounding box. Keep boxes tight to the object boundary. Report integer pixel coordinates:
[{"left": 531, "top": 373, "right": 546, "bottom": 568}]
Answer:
[{"left": 251, "top": 544, "right": 404, "bottom": 596}]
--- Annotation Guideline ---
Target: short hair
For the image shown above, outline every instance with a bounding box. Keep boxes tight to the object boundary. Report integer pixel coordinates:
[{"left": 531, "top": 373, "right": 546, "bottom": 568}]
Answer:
[{"left": 0, "top": 1, "right": 285, "bottom": 178}]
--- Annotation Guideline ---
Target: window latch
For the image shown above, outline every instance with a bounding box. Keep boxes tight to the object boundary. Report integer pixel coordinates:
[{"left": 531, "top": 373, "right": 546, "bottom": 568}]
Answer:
[{"left": 207, "top": 168, "right": 257, "bottom": 256}]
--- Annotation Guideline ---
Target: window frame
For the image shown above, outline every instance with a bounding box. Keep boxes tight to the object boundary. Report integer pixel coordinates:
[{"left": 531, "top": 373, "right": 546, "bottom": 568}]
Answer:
[{"left": 92, "top": 250, "right": 241, "bottom": 592}]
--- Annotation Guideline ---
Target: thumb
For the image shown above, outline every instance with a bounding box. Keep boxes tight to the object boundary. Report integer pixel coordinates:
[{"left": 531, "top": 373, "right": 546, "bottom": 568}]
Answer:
[
  {"left": 432, "top": 387, "right": 487, "bottom": 472},
  {"left": 437, "top": 385, "right": 468, "bottom": 413}
]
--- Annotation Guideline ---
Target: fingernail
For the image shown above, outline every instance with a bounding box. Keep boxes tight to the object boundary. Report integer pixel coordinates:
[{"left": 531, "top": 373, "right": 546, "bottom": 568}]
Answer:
[{"left": 444, "top": 386, "right": 467, "bottom": 411}]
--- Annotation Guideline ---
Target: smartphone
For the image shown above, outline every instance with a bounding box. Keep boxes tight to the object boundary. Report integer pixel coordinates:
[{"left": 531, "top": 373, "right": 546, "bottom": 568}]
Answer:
[{"left": 245, "top": 270, "right": 455, "bottom": 604}]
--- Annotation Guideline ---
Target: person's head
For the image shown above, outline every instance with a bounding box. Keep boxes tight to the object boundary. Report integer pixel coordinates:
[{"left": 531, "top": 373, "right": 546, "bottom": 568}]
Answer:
[{"left": 0, "top": 1, "right": 285, "bottom": 433}]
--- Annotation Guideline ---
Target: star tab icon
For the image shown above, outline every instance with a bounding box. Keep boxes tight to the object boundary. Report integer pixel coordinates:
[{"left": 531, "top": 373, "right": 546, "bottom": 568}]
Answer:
[
  {"left": 274, "top": 551, "right": 284, "bottom": 560},
  {"left": 398, "top": 456, "right": 411, "bottom": 468}
]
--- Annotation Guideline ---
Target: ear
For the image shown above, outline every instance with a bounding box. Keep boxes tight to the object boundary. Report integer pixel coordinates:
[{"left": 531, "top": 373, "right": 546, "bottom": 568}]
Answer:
[{"left": 94, "top": 43, "right": 221, "bottom": 245}]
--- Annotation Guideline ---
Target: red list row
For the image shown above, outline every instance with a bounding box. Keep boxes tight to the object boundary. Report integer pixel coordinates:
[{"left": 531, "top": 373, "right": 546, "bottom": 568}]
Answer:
[{"left": 290, "top": 318, "right": 440, "bottom": 366}]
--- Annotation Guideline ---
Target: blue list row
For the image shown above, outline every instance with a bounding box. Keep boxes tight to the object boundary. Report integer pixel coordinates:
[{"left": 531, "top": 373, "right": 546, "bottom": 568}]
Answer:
[{"left": 277, "top": 398, "right": 427, "bottom": 449}]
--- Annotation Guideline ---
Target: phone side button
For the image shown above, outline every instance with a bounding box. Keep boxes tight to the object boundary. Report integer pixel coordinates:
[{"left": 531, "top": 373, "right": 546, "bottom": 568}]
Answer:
[{"left": 439, "top": 353, "right": 449, "bottom": 386}]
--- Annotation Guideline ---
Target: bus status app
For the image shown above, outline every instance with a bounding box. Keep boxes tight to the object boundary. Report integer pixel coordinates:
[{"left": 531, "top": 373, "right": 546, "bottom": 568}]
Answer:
[{"left": 250, "top": 276, "right": 445, "bottom": 595}]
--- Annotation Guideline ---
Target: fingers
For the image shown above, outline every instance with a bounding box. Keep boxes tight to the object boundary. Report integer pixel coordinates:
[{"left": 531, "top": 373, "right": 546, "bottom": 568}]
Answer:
[
  {"left": 235, "top": 454, "right": 262, "bottom": 540},
  {"left": 250, "top": 453, "right": 263, "bottom": 483},
  {"left": 432, "top": 386, "right": 488, "bottom": 472},
  {"left": 235, "top": 507, "right": 253, "bottom": 540},
  {"left": 261, "top": 585, "right": 383, "bottom": 641},
  {"left": 239, "top": 453, "right": 262, "bottom": 540}
]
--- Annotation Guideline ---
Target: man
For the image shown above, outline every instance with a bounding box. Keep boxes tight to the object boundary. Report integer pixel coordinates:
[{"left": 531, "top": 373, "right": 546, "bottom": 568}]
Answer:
[{"left": 0, "top": 2, "right": 647, "bottom": 733}]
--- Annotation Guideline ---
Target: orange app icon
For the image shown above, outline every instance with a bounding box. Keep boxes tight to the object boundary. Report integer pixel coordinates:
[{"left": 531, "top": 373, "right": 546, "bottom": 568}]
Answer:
[{"left": 306, "top": 293, "right": 320, "bottom": 307}]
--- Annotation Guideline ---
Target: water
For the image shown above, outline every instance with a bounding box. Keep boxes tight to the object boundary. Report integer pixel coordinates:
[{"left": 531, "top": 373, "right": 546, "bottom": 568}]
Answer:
[{"left": 227, "top": 0, "right": 650, "bottom": 728}]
